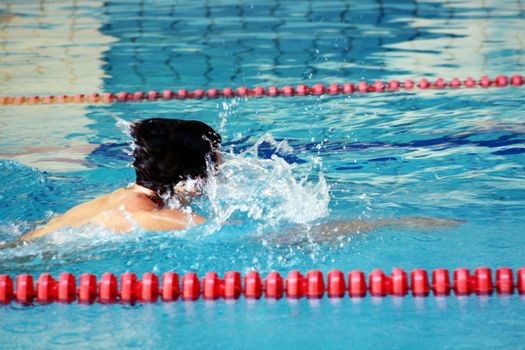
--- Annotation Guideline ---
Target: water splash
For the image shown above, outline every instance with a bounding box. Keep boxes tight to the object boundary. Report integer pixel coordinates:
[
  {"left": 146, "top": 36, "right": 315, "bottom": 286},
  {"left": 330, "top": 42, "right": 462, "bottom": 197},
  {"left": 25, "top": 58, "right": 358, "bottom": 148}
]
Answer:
[
  {"left": 109, "top": 113, "right": 133, "bottom": 137},
  {"left": 201, "top": 134, "right": 330, "bottom": 234},
  {"left": 218, "top": 98, "right": 240, "bottom": 134},
  {"left": 0, "top": 134, "right": 331, "bottom": 270}
]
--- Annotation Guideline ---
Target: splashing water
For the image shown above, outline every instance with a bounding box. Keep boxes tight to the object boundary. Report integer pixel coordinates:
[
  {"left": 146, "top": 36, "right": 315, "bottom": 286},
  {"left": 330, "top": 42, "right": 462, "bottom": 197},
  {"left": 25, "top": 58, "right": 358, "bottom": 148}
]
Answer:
[
  {"left": 0, "top": 132, "right": 330, "bottom": 269},
  {"left": 218, "top": 98, "right": 241, "bottom": 134},
  {"left": 111, "top": 113, "right": 133, "bottom": 136},
  {"left": 200, "top": 134, "right": 330, "bottom": 234}
]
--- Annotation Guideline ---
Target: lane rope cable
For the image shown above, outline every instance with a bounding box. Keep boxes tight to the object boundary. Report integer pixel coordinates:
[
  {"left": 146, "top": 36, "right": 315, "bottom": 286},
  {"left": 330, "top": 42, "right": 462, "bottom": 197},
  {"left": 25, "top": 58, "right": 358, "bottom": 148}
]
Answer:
[
  {"left": 0, "top": 74, "right": 523, "bottom": 105},
  {"left": 1, "top": 266, "right": 524, "bottom": 305}
]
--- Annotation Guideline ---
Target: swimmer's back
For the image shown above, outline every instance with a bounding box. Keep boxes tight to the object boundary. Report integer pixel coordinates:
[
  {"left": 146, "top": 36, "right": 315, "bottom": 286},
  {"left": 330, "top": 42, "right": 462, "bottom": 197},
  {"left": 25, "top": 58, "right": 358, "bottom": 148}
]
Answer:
[{"left": 21, "top": 186, "right": 205, "bottom": 240}]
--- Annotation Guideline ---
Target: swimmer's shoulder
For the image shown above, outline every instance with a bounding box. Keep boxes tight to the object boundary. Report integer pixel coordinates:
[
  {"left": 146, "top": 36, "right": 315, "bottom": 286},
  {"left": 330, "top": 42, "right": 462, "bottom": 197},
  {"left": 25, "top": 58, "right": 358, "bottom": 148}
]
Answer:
[
  {"left": 131, "top": 207, "right": 205, "bottom": 231},
  {"left": 77, "top": 187, "right": 157, "bottom": 211},
  {"left": 116, "top": 188, "right": 160, "bottom": 211},
  {"left": 21, "top": 187, "right": 206, "bottom": 240}
]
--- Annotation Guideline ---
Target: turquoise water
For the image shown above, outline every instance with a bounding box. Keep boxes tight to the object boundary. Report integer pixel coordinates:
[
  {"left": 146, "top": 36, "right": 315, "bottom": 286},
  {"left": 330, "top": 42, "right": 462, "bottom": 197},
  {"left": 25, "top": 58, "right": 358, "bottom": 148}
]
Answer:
[{"left": 1, "top": 0, "right": 525, "bottom": 349}]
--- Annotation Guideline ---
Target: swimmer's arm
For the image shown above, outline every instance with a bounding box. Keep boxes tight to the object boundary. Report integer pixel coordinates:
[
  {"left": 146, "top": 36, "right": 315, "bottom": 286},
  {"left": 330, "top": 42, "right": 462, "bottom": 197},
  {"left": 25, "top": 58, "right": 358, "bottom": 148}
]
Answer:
[
  {"left": 269, "top": 217, "right": 465, "bottom": 245},
  {"left": 133, "top": 209, "right": 206, "bottom": 231},
  {"left": 20, "top": 217, "right": 67, "bottom": 241},
  {"left": 0, "top": 239, "right": 26, "bottom": 250},
  {"left": 314, "top": 217, "right": 465, "bottom": 239}
]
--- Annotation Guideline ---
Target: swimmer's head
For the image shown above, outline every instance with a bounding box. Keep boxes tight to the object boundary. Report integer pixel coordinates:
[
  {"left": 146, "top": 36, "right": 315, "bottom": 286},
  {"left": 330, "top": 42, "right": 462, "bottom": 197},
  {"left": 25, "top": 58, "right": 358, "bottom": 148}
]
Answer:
[{"left": 130, "top": 118, "right": 221, "bottom": 198}]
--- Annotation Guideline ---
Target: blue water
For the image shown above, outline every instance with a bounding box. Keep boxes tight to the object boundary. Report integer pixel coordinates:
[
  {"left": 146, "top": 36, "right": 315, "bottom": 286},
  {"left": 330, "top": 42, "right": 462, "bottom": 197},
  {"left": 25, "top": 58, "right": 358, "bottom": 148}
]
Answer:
[{"left": 1, "top": 0, "right": 525, "bottom": 349}]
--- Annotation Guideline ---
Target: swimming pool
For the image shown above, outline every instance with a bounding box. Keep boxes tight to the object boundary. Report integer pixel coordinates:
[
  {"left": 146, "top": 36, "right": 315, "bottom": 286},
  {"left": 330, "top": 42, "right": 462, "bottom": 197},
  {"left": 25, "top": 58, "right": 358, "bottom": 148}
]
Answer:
[{"left": 1, "top": 0, "right": 525, "bottom": 348}]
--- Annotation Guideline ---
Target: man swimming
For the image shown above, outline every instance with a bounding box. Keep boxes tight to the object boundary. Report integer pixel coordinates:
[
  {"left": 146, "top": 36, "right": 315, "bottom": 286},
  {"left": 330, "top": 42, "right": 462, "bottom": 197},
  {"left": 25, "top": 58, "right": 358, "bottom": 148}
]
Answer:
[
  {"left": 20, "top": 117, "right": 461, "bottom": 241},
  {"left": 21, "top": 118, "right": 221, "bottom": 240}
]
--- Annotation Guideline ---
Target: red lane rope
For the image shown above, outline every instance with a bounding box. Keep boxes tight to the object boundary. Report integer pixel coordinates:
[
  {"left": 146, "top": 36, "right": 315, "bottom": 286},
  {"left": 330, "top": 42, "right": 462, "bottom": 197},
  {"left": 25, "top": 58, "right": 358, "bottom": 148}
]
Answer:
[
  {"left": 0, "top": 75, "right": 523, "bottom": 106},
  {"left": 1, "top": 267, "right": 524, "bottom": 305}
]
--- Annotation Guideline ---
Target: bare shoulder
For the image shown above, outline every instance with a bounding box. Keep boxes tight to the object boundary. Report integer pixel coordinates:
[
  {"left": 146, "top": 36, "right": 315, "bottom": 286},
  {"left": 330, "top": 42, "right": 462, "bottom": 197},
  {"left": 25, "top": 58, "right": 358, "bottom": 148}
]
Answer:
[
  {"left": 118, "top": 190, "right": 159, "bottom": 211},
  {"left": 132, "top": 207, "right": 205, "bottom": 231},
  {"left": 21, "top": 187, "right": 137, "bottom": 240},
  {"left": 20, "top": 187, "right": 207, "bottom": 240}
]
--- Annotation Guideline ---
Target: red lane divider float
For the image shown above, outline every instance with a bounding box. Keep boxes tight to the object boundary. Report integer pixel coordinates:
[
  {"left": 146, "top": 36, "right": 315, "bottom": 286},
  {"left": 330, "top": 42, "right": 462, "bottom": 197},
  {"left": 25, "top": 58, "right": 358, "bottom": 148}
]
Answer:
[
  {"left": 0, "top": 75, "right": 523, "bottom": 106},
  {"left": 1, "top": 267, "right": 524, "bottom": 305}
]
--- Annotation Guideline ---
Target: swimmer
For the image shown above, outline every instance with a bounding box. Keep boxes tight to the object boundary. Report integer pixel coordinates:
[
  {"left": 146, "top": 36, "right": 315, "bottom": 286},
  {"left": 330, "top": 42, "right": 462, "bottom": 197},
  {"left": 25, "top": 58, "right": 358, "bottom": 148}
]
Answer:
[
  {"left": 21, "top": 118, "right": 221, "bottom": 240},
  {"left": 20, "top": 118, "right": 462, "bottom": 241}
]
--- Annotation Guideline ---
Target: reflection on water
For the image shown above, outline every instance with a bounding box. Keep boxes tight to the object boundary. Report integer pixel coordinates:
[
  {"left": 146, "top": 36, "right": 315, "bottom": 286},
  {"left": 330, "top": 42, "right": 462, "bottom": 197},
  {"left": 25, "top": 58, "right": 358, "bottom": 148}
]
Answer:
[
  {"left": 0, "top": 0, "right": 115, "bottom": 96},
  {"left": 0, "top": 105, "right": 99, "bottom": 172},
  {"left": 1, "top": 0, "right": 524, "bottom": 172},
  {"left": 386, "top": 0, "right": 525, "bottom": 78},
  {"left": 0, "top": 1, "right": 115, "bottom": 171},
  {"left": 98, "top": 0, "right": 525, "bottom": 91}
]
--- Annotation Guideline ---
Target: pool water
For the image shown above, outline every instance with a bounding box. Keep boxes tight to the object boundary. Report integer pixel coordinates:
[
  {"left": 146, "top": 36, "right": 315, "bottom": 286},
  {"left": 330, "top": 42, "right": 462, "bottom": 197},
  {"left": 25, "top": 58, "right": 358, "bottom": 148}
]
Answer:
[{"left": 1, "top": 0, "right": 525, "bottom": 348}]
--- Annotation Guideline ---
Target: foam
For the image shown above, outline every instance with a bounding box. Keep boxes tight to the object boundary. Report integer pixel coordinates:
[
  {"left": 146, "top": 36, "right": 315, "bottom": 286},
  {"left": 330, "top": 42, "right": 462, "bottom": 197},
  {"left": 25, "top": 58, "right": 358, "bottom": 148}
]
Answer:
[{"left": 201, "top": 133, "right": 330, "bottom": 234}]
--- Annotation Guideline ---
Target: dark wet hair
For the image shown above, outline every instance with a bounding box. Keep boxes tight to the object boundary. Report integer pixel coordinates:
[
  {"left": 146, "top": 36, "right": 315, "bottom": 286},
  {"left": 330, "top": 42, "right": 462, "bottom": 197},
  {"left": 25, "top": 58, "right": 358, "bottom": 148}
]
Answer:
[{"left": 130, "top": 118, "right": 221, "bottom": 195}]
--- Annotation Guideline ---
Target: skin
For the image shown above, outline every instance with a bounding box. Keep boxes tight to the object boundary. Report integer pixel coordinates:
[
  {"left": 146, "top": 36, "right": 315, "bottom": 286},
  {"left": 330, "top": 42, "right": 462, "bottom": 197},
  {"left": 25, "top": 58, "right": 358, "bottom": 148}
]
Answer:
[
  {"left": 4, "top": 141, "right": 464, "bottom": 242},
  {"left": 265, "top": 217, "right": 465, "bottom": 245},
  {"left": 19, "top": 183, "right": 463, "bottom": 242},
  {"left": 17, "top": 152, "right": 463, "bottom": 242},
  {"left": 20, "top": 184, "right": 205, "bottom": 241}
]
